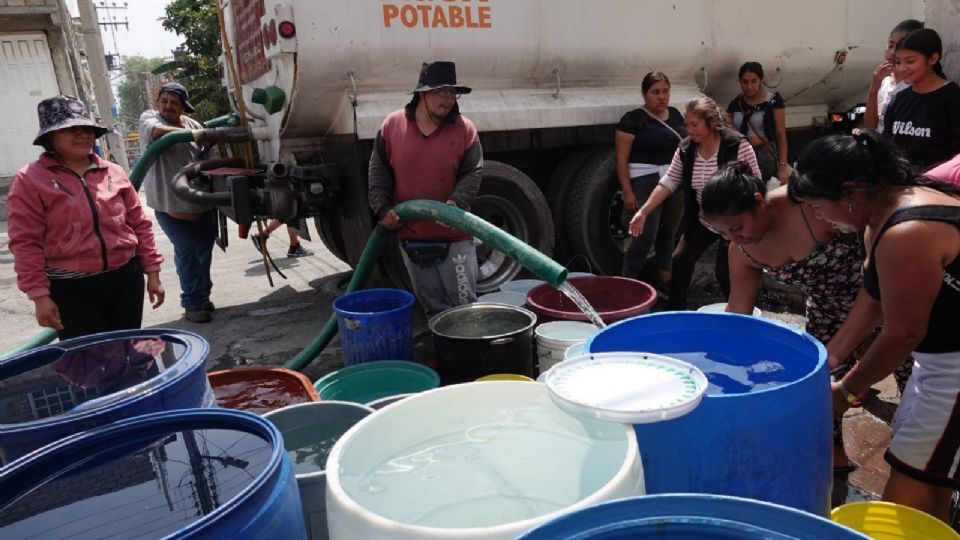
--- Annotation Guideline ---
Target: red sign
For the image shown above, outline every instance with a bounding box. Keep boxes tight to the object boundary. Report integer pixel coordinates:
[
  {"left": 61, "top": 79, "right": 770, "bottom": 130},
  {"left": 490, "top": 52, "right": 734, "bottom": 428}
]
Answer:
[{"left": 232, "top": 0, "right": 269, "bottom": 83}]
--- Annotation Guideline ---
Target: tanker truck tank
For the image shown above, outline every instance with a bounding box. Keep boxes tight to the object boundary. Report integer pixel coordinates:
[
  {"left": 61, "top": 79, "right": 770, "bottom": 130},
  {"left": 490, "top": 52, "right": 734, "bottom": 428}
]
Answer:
[{"left": 214, "top": 0, "right": 923, "bottom": 290}]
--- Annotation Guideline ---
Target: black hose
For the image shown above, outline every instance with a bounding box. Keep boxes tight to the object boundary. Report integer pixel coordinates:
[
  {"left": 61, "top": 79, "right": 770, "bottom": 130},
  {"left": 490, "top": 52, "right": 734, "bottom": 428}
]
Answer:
[{"left": 172, "top": 158, "right": 247, "bottom": 206}]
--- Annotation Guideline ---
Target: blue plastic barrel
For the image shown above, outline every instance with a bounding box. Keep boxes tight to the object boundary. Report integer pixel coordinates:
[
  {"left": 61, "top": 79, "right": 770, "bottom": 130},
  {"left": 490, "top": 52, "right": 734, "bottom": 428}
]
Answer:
[
  {"left": 0, "top": 328, "right": 214, "bottom": 465},
  {"left": 333, "top": 288, "right": 415, "bottom": 365},
  {"left": 0, "top": 409, "right": 306, "bottom": 539},
  {"left": 586, "top": 312, "right": 831, "bottom": 515},
  {"left": 517, "top": 494, "right": 870, "bottom": 539}
]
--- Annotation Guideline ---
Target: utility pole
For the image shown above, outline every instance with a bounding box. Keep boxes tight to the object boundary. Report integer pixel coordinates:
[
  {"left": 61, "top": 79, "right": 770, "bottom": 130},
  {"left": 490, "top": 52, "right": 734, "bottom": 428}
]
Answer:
[
  {"left": 96, "top": 1, "right": 128, "bottom": 72},
  {"left": 76, "top": 0, "right": 129, "bottom": 170}
]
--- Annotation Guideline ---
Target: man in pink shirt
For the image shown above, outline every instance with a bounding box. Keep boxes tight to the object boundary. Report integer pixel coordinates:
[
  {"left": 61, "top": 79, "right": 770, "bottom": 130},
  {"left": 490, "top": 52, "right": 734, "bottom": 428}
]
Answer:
[
  {"left": 368, "top": 61, "right": 483, "bottom": 316},
  {"left": 925, "top": 153, "right": 960, "bottom": 186}
]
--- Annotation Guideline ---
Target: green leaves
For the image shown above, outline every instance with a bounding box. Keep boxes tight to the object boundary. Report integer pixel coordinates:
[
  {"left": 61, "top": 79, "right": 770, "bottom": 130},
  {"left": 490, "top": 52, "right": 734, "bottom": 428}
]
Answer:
[{"left": 116, "top": 55, "right": 167, "bottom": 132}]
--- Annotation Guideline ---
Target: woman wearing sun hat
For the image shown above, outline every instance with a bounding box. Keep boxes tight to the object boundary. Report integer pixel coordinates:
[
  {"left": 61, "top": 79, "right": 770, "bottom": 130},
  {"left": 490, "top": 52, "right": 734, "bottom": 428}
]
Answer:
[{"left": 7, "top": 95, "right": 165, "bottom": 339}]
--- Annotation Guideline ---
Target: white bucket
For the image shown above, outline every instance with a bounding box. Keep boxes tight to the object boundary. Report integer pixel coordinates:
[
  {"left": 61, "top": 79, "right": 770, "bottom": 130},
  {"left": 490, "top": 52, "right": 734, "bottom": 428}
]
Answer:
[
  {"left": 697, "top": 302, "right": 762, "bottom": 317},
  {"left": 535, "top": 321, "right": 598, "bottom": 374},
  {"left": 477, "top": 291, "right": 528, "bottom": 307},
  {"left": 564, "top": 342, "right": 587, "bottom": 361},
  {"left": 500, "top": 279, "right": 547, "bottom": 295}
]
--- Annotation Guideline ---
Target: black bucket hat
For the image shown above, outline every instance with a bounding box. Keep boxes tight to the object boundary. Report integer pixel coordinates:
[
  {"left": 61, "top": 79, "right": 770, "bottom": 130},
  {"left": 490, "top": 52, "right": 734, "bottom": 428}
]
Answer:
[
  {"left": 411, "top": 61, "right": 472, "bottom": 95},
  {"left": 32, "top": 95, "right": 108, "bottom": 146},
  {"left": 159, "top": 82, "right": 196, "bottom": 113}
]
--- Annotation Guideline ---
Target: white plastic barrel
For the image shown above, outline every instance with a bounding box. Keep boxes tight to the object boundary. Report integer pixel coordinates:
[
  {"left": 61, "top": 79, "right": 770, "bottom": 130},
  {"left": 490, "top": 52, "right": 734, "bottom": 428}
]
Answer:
[
  {"left": 697, "top": 302, "right": 762, "bottom": 317},
  {"left": 535, "top": 321, "right": 598, "bottom": 374}
]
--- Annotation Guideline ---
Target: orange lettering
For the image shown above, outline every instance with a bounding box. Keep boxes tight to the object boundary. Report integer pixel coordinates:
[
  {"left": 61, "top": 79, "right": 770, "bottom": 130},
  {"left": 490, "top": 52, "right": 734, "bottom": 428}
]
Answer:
[
  {"left": 478, "top": 6, "right": 491, "bottom": 27},
  {"left": 465, "top": 6, "right": 478, "bottom": 28},
  {"left": 432, "top": 6, "right": 449, "bottom": 27},
  {"left": 416, "top": 5, "right": 432, "bottom": 26},
  {"left": 448, "top": 5, "right": 464, "bottom": 27},
  {"left": 400, "top": 5, "right": 417, "bottom": 27},
  {"left": 382, "top": 5, "right": 399, "bottom": 28}
]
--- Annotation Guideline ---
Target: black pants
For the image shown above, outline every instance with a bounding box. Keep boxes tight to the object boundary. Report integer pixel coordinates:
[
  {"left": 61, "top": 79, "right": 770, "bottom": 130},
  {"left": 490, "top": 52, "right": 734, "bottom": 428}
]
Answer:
[
  {"left": 668, "top": 205, "right": 730, "bottom": 310},
  {"left": 49, "top": 258, "right": 145, "bottom": 340}
]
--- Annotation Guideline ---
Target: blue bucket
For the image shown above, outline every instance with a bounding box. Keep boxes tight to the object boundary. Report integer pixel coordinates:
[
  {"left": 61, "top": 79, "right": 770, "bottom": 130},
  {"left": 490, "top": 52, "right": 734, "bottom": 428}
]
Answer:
[
  {"left": 0, "top": 409, "right": 306, "bottom": 539},
  {"left": 0, "top": 328, "right": 214, "bottom": 465},
  {"left": 333, "top": 288, "right": 415, "bottom": 365},
  {"left": 517, "top": 494, "right": 870, "bottom": 539},
  {"left": 586, "top": 312, "right": 831, "bottom": 515}
]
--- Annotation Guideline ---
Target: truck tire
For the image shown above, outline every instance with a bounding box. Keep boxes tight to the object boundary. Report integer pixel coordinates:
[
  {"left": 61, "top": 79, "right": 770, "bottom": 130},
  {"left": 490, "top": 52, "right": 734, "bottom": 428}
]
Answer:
[
  {"left": 473, "top": 161, "right": 554, "bottom": 293},
  {"left": 314, "top": 215, "right": 348, "bottom": 263},
  {"left": 564, "top": 147, "right": 627, "bottom": 276},
  {"left": 544, "top": 146, "right": 600, "bottom": 269}
]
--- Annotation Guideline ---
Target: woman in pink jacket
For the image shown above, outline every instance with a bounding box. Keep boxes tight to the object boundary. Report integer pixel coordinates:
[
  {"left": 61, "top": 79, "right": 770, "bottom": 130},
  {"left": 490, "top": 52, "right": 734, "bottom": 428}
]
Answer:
[{"left": 8, "top": 95, "right": 164, "bottom": 339}]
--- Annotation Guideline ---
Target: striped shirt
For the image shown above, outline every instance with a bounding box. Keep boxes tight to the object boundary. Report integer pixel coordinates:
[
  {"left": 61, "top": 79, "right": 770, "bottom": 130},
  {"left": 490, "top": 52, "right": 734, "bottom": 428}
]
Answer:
[{"left": 659, "top": 138, "right": 761, "bottom": 209}]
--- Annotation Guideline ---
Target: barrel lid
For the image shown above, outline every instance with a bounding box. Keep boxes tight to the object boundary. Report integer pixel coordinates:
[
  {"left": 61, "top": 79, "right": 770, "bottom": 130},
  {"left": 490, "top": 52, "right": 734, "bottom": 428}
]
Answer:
[{"left": 544, "top": 352, "right": 707, "bottom": 424}]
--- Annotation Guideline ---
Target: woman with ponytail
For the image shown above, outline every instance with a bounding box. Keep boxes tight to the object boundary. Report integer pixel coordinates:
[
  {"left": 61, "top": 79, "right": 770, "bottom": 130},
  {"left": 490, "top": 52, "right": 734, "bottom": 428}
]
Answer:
[
  {"left": 628, "top": 96, "right": 760, "bottom": 309},
  {"left": 701, "top": 161, "right": 913, "bottom": 473},
  {"left": 883, "top": 28, "right": 960, "bottom": 171},
  {"left": 790, "top": 129, "right": 960, "bottom": 521}
]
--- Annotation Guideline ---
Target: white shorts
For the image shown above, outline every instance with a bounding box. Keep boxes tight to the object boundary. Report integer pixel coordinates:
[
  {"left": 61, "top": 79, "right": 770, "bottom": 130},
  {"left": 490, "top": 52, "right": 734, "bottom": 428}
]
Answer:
[{"left": 886, "top": 350, "right": 960, "bottom": 489}]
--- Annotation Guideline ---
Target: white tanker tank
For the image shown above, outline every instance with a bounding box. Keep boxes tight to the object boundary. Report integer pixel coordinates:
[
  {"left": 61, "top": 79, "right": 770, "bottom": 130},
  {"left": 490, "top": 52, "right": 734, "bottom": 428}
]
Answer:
[{"left": 214, "top": 0, "right": 923, "bottom": 290}]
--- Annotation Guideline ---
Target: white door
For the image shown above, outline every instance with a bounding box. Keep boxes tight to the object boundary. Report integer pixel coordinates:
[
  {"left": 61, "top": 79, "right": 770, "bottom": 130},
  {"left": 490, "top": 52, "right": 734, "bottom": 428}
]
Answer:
[{"left": 0, "top": 34, "right": 60, "bottom": 176}]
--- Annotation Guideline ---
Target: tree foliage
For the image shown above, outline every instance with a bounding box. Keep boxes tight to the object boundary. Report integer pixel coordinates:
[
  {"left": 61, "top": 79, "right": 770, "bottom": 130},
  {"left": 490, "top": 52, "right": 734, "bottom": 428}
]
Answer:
[
  {"left": 116, "top": 56, "right": 167, "bottom": 132},
  {"left": 160, "top": 0, "right": 229, "bottom": 121}
]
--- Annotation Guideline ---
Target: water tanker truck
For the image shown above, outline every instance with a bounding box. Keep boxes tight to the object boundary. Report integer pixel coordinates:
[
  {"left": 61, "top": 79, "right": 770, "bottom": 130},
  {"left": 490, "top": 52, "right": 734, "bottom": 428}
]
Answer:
[{"left": 197, "top": 0, "right": 924, "bottom": 292}]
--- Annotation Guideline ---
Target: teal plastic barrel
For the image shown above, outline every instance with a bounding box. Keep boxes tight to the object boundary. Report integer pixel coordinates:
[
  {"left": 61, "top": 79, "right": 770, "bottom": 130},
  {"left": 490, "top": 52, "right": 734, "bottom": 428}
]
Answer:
[
  {"left": 313, "top": 360, "right": 440, "bottom": 404},
  {"left": 333, "top": 289, "right": 415, "bottom": 365},
  {"left": 586, "top": 312, "right": 831, "bottom": 515},
  {"left": 517, "top": 494, "right": 870, "bottom": 539},
  {"left": 0, "top": 409, "right": 306, "bottom": 539},
  {"left": 264, "top": 401, "right": 375, "bottom": 540}
]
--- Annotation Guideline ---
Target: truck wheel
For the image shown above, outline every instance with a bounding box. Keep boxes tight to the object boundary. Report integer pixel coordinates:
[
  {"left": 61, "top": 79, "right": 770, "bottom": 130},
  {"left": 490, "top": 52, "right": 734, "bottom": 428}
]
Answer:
[
  {"left": 564, "top": 148, "right": 627, "bottom": 276},
  {"left": 473, "top": 161, "right": 554, "bottom": 294},
  {"left": 314, "top": 215, "right": 348, "bottom": 263},
  {"left": 544, "top": 146, "right": 600, "bottom": 269}
]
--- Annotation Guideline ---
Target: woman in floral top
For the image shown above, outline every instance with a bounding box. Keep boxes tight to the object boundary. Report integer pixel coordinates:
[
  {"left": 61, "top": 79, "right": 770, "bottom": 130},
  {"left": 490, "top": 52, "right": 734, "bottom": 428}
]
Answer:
[{"left": 700, "top": 162, "right": 913, "bottom": 472}]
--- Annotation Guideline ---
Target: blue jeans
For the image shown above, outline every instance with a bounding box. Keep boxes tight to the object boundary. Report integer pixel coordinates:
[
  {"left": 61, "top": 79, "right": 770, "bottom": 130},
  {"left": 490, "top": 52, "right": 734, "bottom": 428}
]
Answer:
[{"left": 155, "top": 210, "right": 216, "bottom": 309}]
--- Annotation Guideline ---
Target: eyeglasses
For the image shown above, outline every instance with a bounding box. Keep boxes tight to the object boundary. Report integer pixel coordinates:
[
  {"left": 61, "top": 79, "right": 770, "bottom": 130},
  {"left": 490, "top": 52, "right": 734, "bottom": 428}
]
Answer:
[{"left": 431, "top": 88, "right": 461, "bottom": 99}]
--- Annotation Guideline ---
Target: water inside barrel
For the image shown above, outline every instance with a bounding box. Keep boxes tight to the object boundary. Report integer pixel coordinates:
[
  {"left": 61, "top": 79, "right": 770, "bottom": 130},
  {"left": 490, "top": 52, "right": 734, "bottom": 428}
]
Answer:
[{"left": 0, "top": 428, "right": 272, "bottom": 539}]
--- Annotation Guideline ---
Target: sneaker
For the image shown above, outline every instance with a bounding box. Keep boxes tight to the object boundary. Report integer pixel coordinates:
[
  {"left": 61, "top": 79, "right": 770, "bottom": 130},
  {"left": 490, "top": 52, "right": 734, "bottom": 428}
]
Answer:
[
  {"left": 287, "top": 244, "right": 314, "bottom": 257},
  {"left": 184, "top": 307, "right": 212, "bottom": 323},
  {"left": 250, "top": 233, "right": 265, "bottom": 253},
  {"left": 202, "top": 300, "right": 216, "bottom": 312}
]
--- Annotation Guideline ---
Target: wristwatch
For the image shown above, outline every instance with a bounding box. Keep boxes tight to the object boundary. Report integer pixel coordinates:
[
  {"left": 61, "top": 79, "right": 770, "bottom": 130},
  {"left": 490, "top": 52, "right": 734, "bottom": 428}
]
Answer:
[{"left": 837, "top": 381, "right": 859, "bottom": 404}]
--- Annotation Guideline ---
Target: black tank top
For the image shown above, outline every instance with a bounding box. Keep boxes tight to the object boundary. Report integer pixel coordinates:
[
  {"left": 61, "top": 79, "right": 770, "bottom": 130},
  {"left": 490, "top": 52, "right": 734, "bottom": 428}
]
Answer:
[{"left": 862, "top": 205, "right": 960, "bottom": 353}]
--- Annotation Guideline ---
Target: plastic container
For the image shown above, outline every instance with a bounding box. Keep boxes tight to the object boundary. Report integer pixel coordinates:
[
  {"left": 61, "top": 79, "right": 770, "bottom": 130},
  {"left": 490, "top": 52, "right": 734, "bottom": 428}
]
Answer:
[
  {"left": 476, "top": 291, "right": 528, "bottom": 307},
  {"left": 564, "top": 342, "right": 586, "bottom": 361},
  {"left": 0, "top": 409, "right": 306, "bottom": 539},
  {"left": 831, "top": 501, "right": 960, "bottom": 540},
  {"left": 500, "top": 279, "right": 547, "bottom": 295},
  {"left": 0, "top": 328, "right": 214, "bottom": 465},
  {"left": 325, "top": 382, "right": 644, "bottom": 539},
  {"left": 313, "top": 360, "right": 440, "bottom": 404},
  {"left": 586, "top": 311, "right": 832, "bottom": 515},
  {"left": 264, "top": 401, "right": 375, "bottom": 540},
  {"left": 698, "top": 302, "right": 763, "bottom": 317},
  {"left": 534, "top": 321, "right": 598, "bottom": 374},
  {"left": 527, "top": 276, "right": 656, "bottom": 324},
  {"left": 208, "top": 367, "right": 319, "bottom": 414},
  {"left": 333, "top": 288, "right": 415, "bottom": 365},
  {"left": 365, "top": 393, "right": 413, "bottom": 410},
  {"left": 476, "top": 373, "right": 535, "bottom": 382},
  {"left": 518, "top": 494, "right": 871, "bottom": 539}
]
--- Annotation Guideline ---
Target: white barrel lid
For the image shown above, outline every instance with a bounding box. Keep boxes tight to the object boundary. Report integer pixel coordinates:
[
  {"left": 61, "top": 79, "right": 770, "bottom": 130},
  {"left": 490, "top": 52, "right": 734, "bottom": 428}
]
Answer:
[{"left": 544, "top": 352, "right": 708, "bottom": 424}]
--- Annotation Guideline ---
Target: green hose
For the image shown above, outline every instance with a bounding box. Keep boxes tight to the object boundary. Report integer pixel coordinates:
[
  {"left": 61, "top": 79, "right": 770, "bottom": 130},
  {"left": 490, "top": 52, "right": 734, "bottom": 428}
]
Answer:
[
  {"left": 284, "top": 224, "right": 389, "bottom": 371},
  {"left": 285, "top": 199, "right": 568, "bottom": 372}
]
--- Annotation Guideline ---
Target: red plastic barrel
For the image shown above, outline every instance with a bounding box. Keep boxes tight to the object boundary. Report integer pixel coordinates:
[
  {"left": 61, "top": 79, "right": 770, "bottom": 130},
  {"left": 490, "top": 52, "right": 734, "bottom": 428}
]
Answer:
[
  {"left": 526, "top": 276, "right": 657, "bottom": 324},
  {"left": 208, "top": 367, "right": 320, "bottom": 414}
]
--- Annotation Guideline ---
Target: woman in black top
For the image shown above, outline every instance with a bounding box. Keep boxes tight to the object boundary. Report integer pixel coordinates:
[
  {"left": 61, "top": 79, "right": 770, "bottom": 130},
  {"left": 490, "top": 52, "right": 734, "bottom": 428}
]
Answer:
[
  {"left": 790, "top": 130, "right": 960, "bottom": 522},
  {"left": 616, "top": 72, "right": 687, "bottom": 284},
  {"left": 883, "top": 28, "right": 960, "bottom": 171},
  {"left": 728, "top": 62, "right": 790, "bottom": 184}
]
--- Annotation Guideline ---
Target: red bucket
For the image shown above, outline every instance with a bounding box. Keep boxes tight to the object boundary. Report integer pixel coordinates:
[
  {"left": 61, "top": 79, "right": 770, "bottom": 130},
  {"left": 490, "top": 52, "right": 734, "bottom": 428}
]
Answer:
[
  {"left": 208, "top": 367, "right": 320, "bottom": 414},
  {"left": 526, "top": 276, "right": 657, "bottom": 324}
]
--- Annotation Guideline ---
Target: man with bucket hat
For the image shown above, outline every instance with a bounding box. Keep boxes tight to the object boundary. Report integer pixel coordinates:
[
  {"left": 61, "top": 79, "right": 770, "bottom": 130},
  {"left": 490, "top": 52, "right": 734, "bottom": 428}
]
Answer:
[
  {"left": 368, "top": 61, "right": 483, "bottom": 316},
  {"left": 8, "top": 95, "right": 165, "bottom": 339},
  {"left": 139, "top": 82, "right": 217, "bottom": 323}
]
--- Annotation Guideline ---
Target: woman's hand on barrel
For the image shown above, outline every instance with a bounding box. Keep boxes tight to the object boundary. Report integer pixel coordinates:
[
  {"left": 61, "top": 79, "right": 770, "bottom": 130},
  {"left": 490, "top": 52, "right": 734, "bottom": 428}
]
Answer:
[
  {"left": 830, "top": 381, "right": 853, "bottom": 417},
  {"left": 33, "top": 295, "right": 64, "bottom": 330},
  {"left": 628, "top": 209, "right": 647, "bottom": 237}
]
